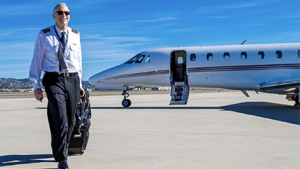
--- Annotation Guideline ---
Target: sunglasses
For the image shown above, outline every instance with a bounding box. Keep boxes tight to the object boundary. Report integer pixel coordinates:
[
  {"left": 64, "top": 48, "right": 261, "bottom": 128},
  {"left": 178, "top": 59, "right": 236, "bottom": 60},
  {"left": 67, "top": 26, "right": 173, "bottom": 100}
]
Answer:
[{"left": 54, "top": 11, "right": 70, "bottom": 15}]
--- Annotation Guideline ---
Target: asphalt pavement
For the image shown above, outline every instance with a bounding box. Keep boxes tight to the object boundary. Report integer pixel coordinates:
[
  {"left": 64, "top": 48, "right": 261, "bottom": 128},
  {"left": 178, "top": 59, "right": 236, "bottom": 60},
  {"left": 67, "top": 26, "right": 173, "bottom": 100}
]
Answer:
[{"left": 1, "top": 92, "right": 299, "bottom": 169}]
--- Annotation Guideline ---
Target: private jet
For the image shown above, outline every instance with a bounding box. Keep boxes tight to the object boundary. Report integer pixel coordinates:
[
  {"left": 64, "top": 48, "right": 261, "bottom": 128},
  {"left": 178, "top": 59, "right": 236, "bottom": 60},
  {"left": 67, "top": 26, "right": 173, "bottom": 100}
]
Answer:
[{"left": 89, "top": 42, "right": 300, "bottom": 107}]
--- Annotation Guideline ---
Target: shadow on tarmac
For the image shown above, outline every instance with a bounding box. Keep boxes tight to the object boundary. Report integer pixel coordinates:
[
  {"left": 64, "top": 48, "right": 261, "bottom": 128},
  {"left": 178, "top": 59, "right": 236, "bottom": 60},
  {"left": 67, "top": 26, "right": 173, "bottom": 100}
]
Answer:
[
  {"left": 0, "top": 154, "right": 55, "bottom": 167},
  {"left": 90, "top": 102, "right": 300, "bottom": 125}
]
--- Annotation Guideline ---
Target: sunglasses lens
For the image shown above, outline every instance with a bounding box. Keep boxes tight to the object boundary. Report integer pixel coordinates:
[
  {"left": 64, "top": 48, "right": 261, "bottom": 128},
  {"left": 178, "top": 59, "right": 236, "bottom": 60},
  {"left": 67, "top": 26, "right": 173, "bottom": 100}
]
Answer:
[{"left": 56, "top": 11, "right": 70, "bottom": 15}]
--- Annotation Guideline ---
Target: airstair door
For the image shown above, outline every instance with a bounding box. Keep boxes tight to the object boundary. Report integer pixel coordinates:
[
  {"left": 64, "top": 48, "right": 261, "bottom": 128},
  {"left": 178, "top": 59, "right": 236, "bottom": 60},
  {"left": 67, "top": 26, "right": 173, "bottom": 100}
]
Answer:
[{"left": 170, "top": 50, "right": 189, "bottom": 105}]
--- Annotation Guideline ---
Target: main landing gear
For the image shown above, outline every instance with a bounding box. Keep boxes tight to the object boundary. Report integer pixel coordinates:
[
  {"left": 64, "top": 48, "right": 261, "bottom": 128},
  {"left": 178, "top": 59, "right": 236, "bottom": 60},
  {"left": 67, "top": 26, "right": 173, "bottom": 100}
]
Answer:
[
  {"left": 293, "top": 88, "right": 300, "bottom": 107},
  {"left": 293, "top": 95, "right": 299, "bottom": 107},
  {"left": 122, "top": 90, "right": 131, "bottom": 107},
  {"left": 286, "top": 87, "right": 300, "bottom": 107}
]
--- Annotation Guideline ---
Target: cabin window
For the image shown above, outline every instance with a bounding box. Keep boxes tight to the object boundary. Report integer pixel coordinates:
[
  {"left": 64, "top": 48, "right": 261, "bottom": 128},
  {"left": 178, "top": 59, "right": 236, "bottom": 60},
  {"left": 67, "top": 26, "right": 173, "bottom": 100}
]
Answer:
[
  {"left": 206, "top": 53, "right": 213, "bottom": 61},
  {"left": 223, "top": 52, "right": 230, "bottom": 60},
  {"left": 190, "top": 53, "right": 196, "bottom": 61},
  {"left": 241, "top": 52, "right": 247, "bottom": 60},
  {"left": 258, "top": 51, "right": 265, "bottom": 59},
  {"left": 178, "top": 57, "right": 184, "bottom": 64},
  {"left": 125, "top": 54, "right": 141, "bottom": 64},
  {"left": 135, "top": 55, "right": 146, "bottom": 63},
  {"left": 298, "top": 50, "right": 300, "bottom": 58},
  {"left": 276, "top": 51, "right": 282, "bottom": 59},
  {"left": 144, "top": 55, "right": 150, "bottom": 63}
]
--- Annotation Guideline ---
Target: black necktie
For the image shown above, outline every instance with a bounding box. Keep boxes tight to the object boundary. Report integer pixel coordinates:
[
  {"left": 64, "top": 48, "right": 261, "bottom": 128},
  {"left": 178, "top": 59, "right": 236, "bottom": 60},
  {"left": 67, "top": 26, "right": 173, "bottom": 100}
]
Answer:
[
  {"left": 58, "top": 32, "right": 67, "bottom": 71},
  {"left": 60, "top": 32, "right": 66, "bottom": 49}
]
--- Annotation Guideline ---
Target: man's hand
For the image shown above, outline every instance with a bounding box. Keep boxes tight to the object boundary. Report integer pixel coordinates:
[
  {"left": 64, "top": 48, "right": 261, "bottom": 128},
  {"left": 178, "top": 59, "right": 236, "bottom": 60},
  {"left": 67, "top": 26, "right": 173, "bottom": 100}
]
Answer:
[
  {"left": 80, "top": 87, "right": 85, "bottom": 97},
  {"left": 34, "top": 88, "right": 43, "bottom": 102}
]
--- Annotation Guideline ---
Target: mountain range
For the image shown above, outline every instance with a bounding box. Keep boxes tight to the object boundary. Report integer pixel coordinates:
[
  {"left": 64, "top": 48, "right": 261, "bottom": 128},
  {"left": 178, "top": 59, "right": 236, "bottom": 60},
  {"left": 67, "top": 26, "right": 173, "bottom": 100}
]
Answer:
[{"left": 0, "top": 78, "right": 94, "bottom": 89}]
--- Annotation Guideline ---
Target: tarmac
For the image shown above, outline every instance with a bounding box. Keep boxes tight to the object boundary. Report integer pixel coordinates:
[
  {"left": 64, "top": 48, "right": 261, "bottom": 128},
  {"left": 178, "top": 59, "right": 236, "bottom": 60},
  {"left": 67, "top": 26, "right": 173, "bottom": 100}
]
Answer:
[{"left": 0, "top": 91, "right": 299, "bottom": 169}]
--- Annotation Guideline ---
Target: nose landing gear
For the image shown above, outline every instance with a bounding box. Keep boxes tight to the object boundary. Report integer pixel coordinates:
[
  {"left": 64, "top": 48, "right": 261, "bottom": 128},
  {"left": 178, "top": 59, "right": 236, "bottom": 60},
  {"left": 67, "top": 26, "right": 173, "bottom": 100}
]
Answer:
[{"left": 122, "top": 90, "right": 131, "bottom": 107}]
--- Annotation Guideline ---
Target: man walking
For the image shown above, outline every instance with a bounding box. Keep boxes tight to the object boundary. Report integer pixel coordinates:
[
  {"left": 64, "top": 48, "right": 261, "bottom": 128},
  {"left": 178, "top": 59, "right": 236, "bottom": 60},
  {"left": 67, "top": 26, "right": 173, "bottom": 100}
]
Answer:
[{"left": 29, "top": 3, "right": 84, "bottom": 169}]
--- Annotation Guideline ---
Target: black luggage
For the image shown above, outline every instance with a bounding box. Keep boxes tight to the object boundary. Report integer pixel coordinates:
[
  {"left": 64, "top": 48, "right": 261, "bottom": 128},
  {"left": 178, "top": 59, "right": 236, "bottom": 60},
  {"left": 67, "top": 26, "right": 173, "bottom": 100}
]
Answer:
[{"left": 68, "top": 89, "right": 92, "bottom": 155}]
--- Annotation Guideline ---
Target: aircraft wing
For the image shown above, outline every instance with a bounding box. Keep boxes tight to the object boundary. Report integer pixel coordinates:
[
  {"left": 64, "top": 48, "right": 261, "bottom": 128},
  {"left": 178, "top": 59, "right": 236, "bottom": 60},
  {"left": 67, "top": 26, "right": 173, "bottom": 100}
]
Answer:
[{"left": 258, "top": 79, "right": 300, "bottom": 91}]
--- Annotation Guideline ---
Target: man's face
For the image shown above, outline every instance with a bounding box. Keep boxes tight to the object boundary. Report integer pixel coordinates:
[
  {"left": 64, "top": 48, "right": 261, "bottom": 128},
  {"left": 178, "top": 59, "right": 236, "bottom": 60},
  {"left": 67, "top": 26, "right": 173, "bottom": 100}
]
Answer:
[{"left": 52, "top": 5, "right": 70, "bottom": 28}]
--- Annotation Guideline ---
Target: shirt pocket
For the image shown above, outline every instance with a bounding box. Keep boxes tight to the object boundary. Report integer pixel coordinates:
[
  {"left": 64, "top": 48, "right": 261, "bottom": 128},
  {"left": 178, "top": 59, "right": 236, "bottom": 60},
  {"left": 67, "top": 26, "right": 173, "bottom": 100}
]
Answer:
[
  {"left": 45, "top": 42, "right": 59, "bottom": 57},
  {"left": 70, "top": 43, "right": 79, "bottom": 51},
  {"left": 69, "top": 43, "right": 79, "bottom": 60}
]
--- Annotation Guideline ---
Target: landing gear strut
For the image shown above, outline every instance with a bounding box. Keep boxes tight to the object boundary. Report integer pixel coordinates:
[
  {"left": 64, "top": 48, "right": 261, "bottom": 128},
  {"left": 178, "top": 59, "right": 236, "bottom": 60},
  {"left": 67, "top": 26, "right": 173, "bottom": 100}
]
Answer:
[
  {"left": 122, "top": 90, "right": 131, "bottom": 107},
  {"left": 293, "top": 88, "right": 299, "bottom": 107},
  {"left": 294, "top": 95, "right": 299, "bottom": 106}
]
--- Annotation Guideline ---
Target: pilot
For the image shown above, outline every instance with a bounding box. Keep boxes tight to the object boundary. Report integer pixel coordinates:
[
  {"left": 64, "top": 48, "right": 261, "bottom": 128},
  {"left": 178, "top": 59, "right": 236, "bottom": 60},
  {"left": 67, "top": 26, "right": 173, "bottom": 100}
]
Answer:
[{"left": 29, "top": 3, "right": 84, "bottom": 169}]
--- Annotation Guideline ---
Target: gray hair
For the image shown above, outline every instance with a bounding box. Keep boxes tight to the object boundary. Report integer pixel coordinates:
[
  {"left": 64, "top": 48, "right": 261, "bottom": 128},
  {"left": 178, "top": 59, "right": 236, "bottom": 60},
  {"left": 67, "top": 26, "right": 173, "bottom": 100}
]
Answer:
[{"left": 53, "top": 3, "right": 68, "bottom": 12}]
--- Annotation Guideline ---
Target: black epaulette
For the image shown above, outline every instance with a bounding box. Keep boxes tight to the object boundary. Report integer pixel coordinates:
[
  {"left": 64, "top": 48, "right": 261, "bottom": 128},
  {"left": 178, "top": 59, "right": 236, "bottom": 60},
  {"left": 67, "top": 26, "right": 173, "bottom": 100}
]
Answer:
[
  {"left": 72, "top": 29, "right": 79, "bottom": 34},
  {"left": 42, "top": 28, "right": 51, "bottom": 34}
]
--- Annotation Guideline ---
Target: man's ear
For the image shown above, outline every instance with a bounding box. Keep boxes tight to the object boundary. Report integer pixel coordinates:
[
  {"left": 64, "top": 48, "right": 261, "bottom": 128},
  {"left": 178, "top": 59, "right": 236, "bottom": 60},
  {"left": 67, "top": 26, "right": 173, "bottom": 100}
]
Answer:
[{"left": 52, "top": 13, "right": 56, "bottom": 19}]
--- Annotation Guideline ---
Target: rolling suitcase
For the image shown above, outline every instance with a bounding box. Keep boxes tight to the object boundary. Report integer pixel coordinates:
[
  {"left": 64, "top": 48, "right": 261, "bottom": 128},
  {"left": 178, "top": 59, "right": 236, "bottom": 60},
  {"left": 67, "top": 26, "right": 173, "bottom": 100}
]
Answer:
[{"left": 68, "top": 89, "right": 92, "bottom": 155}]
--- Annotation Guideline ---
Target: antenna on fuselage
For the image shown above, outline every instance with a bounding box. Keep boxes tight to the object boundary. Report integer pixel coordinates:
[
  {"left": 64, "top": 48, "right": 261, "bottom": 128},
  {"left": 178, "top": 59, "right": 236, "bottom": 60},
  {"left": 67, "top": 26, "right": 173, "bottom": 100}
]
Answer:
[{"left": 241, "top": 39, "right": 248, "bottom": 45}]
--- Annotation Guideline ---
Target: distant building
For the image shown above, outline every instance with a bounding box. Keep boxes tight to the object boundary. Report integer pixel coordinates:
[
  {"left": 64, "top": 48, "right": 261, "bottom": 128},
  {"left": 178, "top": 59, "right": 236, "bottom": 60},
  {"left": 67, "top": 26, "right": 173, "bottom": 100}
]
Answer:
[{"left": 158, "top": 87, "right": 171, "bottom": 90}]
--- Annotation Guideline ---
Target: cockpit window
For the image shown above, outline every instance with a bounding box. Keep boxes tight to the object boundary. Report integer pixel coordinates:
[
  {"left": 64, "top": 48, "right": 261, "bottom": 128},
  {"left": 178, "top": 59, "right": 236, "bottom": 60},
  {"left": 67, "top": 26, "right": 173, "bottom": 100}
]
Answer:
[
  {"left": 125, "top": 54, "right": 141, "bottom": 64},
  {"left": 135, "top": 55, "right": 146, "bottom": 63},
  {"left": 144, "top": 55, "right": 150, "bottom": 63}
]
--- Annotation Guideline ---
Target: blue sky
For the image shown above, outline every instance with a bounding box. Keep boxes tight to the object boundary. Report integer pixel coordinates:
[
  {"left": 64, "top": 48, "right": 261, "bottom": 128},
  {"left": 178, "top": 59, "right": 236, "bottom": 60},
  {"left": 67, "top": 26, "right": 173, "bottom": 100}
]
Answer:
[{"left": 0, "top": 0, "right": 299, "bottom": 80}]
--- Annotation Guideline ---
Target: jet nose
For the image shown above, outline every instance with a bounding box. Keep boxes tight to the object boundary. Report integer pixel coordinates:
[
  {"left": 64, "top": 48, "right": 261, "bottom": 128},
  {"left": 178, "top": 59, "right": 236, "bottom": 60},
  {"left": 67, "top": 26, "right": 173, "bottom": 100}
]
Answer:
[
  {"left": 89, "top": 73, "right": 103, "bottom": 85},
  {"left": 88, "top": 64, "right": 124, "bottom": 85}
]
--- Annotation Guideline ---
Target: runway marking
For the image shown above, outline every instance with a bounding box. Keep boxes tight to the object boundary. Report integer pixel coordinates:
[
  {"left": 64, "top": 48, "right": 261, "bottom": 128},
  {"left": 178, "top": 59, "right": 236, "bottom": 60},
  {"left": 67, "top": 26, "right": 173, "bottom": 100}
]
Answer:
[{"left": 148, "top": 116, "right": 299, "bottom": 169}]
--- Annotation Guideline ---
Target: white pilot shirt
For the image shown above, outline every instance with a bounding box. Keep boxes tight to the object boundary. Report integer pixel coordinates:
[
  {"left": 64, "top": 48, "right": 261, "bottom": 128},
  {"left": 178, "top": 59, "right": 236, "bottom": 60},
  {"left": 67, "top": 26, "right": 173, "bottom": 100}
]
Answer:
[{"left": 29, "top": 25, "right": 82, "bottom": 89}]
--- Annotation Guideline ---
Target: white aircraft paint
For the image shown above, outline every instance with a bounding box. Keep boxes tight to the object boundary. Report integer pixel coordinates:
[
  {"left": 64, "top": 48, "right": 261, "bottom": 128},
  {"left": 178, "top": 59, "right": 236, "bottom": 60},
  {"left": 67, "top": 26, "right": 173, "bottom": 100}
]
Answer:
[{"left": 89, "top": 43, "right": 300, "bottom": 107}]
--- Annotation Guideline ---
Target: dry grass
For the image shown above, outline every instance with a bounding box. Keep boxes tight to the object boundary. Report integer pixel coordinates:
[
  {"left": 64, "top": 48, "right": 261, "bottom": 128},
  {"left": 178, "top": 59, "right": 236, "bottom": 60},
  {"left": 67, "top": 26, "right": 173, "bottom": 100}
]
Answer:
[{"left": 0, "top": 92, "right": 36, "bottom": 99}]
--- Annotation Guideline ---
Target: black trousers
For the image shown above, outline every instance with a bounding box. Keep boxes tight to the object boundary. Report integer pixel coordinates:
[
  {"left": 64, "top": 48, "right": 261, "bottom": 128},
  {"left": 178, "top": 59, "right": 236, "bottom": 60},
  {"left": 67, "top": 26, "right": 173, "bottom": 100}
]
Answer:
[{"left": 42, "top": 72, "right": 80, "bottom": 162}]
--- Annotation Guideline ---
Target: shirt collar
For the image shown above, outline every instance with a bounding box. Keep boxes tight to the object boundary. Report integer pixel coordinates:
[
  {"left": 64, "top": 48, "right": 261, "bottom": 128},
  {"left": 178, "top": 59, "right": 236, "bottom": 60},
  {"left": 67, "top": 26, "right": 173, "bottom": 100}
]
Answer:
[{"left": 55, "top": 25, "right": 68, "bottom": 37}]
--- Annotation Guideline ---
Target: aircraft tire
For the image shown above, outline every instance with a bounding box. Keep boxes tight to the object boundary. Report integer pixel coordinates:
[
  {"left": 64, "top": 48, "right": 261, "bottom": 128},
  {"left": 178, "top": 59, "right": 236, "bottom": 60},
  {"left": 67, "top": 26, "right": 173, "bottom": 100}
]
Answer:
[{"left": 122, "top": 99, "right": 131, "bottom": 107}]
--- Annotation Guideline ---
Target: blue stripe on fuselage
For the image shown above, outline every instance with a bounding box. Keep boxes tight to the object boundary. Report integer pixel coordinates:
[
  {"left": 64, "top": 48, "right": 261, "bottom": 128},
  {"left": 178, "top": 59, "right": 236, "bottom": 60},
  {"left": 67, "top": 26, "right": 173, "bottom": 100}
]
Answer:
[{"left": 103, "top": 63, "right": 300, "bottom": 80}]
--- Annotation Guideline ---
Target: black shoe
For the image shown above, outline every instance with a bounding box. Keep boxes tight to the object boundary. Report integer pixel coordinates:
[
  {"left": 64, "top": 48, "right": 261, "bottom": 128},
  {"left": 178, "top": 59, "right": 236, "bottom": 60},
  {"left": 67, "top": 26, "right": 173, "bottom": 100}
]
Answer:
[{"left": 58, "top": 159, "right": 69, "bottom": 169}]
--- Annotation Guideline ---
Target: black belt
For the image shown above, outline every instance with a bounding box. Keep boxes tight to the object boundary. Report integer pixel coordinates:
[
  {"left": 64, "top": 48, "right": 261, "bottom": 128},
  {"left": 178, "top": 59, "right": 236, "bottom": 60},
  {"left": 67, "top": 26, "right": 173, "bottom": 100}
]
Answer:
[{"left": 46, "top": 72, "right": 78, "bottom": 77}]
